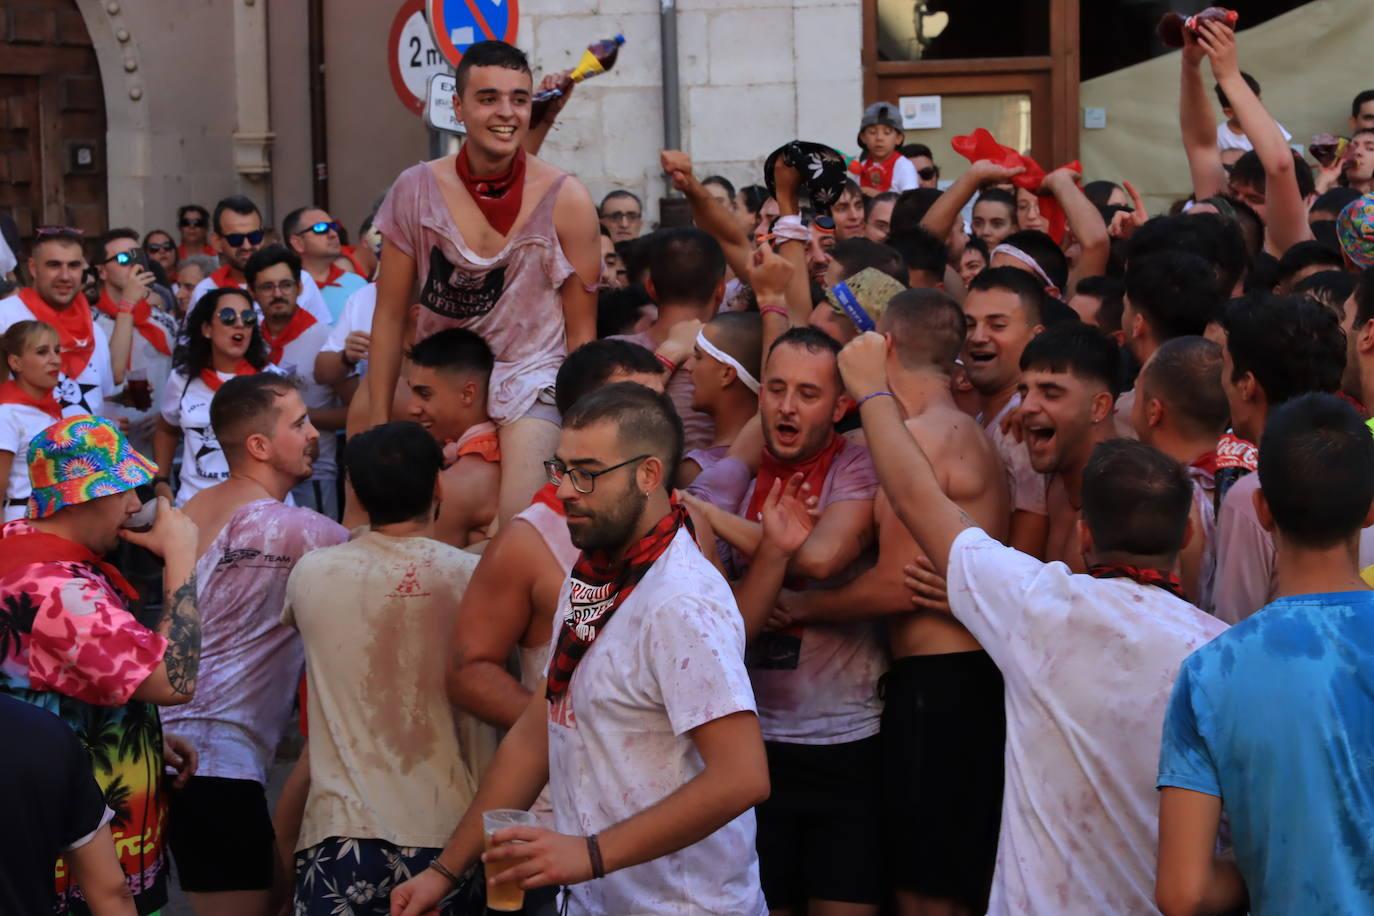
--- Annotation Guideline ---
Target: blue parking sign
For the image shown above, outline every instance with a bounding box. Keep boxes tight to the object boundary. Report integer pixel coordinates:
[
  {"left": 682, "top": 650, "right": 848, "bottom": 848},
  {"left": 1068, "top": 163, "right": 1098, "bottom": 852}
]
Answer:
[{"left": 427, "top": 0, "right": 520, "bottom": 68}]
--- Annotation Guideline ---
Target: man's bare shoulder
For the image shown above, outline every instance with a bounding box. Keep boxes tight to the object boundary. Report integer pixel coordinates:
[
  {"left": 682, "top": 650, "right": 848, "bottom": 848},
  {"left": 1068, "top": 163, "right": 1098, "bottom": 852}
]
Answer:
[{"left": 905, "top": 405, "right": 993, "bottom": 456}]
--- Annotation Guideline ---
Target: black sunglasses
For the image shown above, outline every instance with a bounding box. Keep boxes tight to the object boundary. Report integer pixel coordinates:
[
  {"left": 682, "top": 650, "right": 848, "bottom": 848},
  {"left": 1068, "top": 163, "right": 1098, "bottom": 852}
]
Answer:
[
  {"left": 297, "top": 221, "right": 341, "bottom": 237},
  {"left": 216, "top": 307, "right": 257, "bottom": 327},
  {"left": 145, "top": 241, "right": 176, "bottom": 253},
  {"left": 917, "top": 166, "right": 939, "bottom": 181},
  {"left": 179, "top": 218, "right": 205, "bottom": 228},
  {"left": 810, "top": 214, "right": 837, "bottom": 233},
  {"left": 223, "top": 229, "right": 265, "bottom": 248},
  {"left": 103, "top": 251, "right": 140, "bottom": 266}
]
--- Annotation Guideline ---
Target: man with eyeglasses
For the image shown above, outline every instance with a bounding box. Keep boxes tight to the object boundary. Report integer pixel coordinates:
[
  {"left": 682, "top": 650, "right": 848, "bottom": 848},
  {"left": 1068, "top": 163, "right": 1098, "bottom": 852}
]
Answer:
[
  {"left": 0, "top": 227, "right": 134, "bottom": 417},
  {"left": 176, "top": 203, "right": 217, "bottom": 260},
  {"left": 599, "top": 190, "right": 645, "bottom": 243},
  {"left": 283, "top": 206, "right": 368, "bottom": 324},
  {"left": 189, "top": 195, "right": 331, "bottom": 325},
  {"left": 93, "top": 228, "right": 178, "bottom": 456}
]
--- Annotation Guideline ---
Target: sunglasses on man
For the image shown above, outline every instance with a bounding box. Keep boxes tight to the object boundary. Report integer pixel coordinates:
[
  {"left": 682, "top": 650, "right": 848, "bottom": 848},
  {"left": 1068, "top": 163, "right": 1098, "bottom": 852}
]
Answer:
[
  {"left": 179, "top": 218, "right": 205, "bottom": 228},
  {"left": 917, "top": 166, "right": 939, "bottom": 181},
  {"left": 223, "top": 229, "right": 265, "bottom": 248},
  {"left": 216, "top": 307, "right": 257, "bottom": 328},
  {"left": 103, "top": 251, "right": 146, "bottom": 267},
  {"left": 602, "top": 210, "right": 641, "bottom": 224},
  {"left": 296, "top": 221, "right": 341, "bottom": 237}
]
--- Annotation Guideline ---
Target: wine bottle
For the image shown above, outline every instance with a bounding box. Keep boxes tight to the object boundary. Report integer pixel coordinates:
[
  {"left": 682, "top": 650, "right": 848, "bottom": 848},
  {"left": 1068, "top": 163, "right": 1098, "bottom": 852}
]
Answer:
[{"left": 531, "top": 34, "right": 626, "bottom": 126}]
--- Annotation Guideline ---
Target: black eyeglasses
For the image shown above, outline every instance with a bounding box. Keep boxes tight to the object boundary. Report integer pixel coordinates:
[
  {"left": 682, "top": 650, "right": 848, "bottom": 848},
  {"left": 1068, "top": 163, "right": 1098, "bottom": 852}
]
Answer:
[
  {"left": 544, "top": 454, "right": 650, "bottom": 494},
  {"left": 917, "top": 166, "right": 939, "bottom": 181},
  {"left": 223, "top": 229, "right": 265, "bottom": 248},
  {"left": 602, "top": 210, "right": 641, "bottom": 224},
  {"left": 216, "top": 307, "right": 257, "bottom": 327},
  {"left": 297, "top": 221, "right": 341, "bottom": 237},
  {"left": 145, "top": 241, "right": 176, "bottom": 254},
  {"left": 179, "top": 218, "right": 205, "bottom": 228}
]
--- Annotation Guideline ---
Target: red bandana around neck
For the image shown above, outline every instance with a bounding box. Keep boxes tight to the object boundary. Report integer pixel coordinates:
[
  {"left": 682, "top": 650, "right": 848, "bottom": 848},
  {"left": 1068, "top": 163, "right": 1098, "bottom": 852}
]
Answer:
[
  {"left": 455, "top": 145, "right": 527, "bottom": 235},
  {"left": 17, "top": 288, "right": 96, "bottom": 380},
  {"left": 1088, "top": 563, "right": 1186, "bottom": 600},
  {"left": 0, "top": 528, "right": 139, "bottom": 603},
  {"left": 199, "top": 360, "right": 258, "bottom": 392},
  {"left": 208, "top": 264, "right": 243, "bottom": 289},
  {"left": 545, "top": 502, "right": 693, "bottom": 700},
  {"left": 93, "top": 290, "right": 172, "bottom": 357},
  {"left": 260, "top": 308, "right": 317, "bottom": 365},
  {"left": 1189, "top": 450, "right": 1220, "bottom": 478},
  {"left": 529, "top": 481, "right": 566, "bottom": 516},
  {"left": 0, "top": 379, "right": 62, "bottom": 421},
  {"left": 850, "top": 152, "right": 901, "bottom": 193},
  {"left": 746, "top": 432, "right": 847, "bottom": 523}
]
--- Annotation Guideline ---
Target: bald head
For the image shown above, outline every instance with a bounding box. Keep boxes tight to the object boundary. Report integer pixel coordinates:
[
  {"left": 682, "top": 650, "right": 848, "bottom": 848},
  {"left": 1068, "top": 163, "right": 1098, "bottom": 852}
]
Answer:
[
  {"left": 704, "top": 312, "right": 763, "bottom": 381},
  {"left": 1140, "top": 335, "right": 1229, "bottom": 439},
  {"left": 879, "top": 288, "right": 966, "bottom": 371}
]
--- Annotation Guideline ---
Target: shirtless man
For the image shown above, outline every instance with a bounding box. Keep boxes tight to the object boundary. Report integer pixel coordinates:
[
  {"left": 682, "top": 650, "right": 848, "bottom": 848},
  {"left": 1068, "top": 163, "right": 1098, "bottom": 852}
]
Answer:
[
  {"left": 1017, "top": 323, "right": 1120, "bottom": 572},
  {"left": 446, "top": 340, "right": 666, "bottom": 730},
  {"left": 678, "top": 312, "right": 762, "bottom": 487},
  {"left": 163, "top": 374, "right": 348, "bottom": 915},
  {"left": 774, "top": 290, "right": 1009, "bottom": 916},
  {"left": 368, "top": 40, "right": 600, "bottom": 530},
  {"left": 405, "top": 328, "right": 501, "bottom": 549},
  {"left": 962, "top": 268, "right": 1047, "bottom": 556}
]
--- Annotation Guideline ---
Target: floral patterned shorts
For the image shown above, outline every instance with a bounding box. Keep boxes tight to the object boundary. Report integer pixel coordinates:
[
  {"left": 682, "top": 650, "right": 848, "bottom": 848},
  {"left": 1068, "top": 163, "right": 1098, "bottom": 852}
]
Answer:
[{"left": 293, "top": 836, "right": 447, "bottom": 915}]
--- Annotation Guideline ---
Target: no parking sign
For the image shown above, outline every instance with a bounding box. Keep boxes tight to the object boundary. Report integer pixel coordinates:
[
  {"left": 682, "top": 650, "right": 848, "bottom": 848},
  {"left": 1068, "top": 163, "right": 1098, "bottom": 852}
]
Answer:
[
  {"left": 389, "top": 0, "right": 447, "bottom": 115},
  {"left": 427, "top": 0, "right": 520, "bottom": 68}
]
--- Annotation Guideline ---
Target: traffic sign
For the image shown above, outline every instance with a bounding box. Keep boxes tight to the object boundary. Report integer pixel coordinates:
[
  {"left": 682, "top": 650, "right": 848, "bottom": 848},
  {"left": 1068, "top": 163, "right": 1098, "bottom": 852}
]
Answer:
[
  {"left": 425, "top": 74, "right": 466, "bottom": 134},
  {"left": 389, "top": 0, "right": 447, "bottom": 116},
  {"left": 427, "top": 0, "right": 520, "bottom": 69}
]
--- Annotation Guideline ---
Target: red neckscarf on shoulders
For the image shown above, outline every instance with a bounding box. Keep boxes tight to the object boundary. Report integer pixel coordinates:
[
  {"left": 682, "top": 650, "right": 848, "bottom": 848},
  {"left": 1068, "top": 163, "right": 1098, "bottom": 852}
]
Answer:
[
  {"left": 1088, "top": 564, "right": 1185, "bottom": 600},
  {"left": 529, "top": 481, "right": 565, "bottom": 516},
  {"left": 0, "top": 380, "right": 62, "bottom": 421},
  {"left": 0, "top": 528, "right": 139, "bottom": 603},
  {"left": 260, "top": 308, "right": 317, "bottom": 365},
  {"left": 208, "top": 264, "right": 243, "bottom": 289},
  {"left": 745, "top": 432, "right": 846, "bottom": 523},
  {"left": 545, "top": 502, "right": 692, "bottom": 700},
  {"left": 16, "top": 288, "right": 96, "bottom": 379},
  {"left": 93, "top": 290, "right": 172, "bottom": 357},
  {"left": 455, "top": 145, "right": 527, "bottom": 235},
  {"left": 199, "top": 360, "right": 258, "bottom": 392}
]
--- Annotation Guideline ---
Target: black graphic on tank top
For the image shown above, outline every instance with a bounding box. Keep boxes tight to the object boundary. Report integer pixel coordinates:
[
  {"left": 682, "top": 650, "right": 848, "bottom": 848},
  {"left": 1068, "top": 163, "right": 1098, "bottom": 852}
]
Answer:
[
  {"left": 746, "top": 628, "right": 802, "bottom": 670},
  {"left": 420, "top": 246, "right": 508, "bottom": 320}
]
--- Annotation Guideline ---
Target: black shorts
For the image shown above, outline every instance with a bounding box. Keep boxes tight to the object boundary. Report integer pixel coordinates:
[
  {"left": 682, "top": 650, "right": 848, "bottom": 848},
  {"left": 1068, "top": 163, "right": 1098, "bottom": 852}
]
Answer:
[
  {"left": 755, "top": 734, "right": 884, "bottom": 908},
  {"left": 168, "top": 775, "right": 277, "bottom": 892},
  {"left": 880, "top": 651, "right": 1005, "bottom": 911}
]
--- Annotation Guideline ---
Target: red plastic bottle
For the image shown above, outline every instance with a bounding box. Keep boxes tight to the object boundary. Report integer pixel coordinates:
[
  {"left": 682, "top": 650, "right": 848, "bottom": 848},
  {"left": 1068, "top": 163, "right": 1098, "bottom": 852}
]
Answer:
[{"left": 1157, "top": 7, "right": 1239, "bottom": 48}]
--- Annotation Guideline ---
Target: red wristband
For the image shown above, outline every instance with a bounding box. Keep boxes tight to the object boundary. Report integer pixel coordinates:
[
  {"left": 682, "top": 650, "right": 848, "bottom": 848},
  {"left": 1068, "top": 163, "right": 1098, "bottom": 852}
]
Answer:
[
  {"left": 656, "top": 353, "right": 678, "bottom": 372},
  {"left": 760, "top": 305, "right": 789, "bottom": 321}
]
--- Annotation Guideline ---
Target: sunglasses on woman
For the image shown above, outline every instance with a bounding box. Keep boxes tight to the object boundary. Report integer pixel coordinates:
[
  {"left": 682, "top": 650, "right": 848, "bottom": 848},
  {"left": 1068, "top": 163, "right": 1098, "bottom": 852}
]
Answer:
[
  {"left": 223, "top": 230, "right": 265, "bottom": 248},
  {"left": 216, "top": 307, "right": 257, "bottom": 328},
  {"left": 145, "top": 241, "right": 176, "bottom": 254}
]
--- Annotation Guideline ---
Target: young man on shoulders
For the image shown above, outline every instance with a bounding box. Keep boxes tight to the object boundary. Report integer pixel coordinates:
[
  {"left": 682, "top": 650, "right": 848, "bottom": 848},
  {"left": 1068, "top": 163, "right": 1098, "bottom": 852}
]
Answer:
[
  {"left": 368, "top": 41, "right": 601, "bottom": 529},
  {"left": 163, "top": 374, "right": 348, "bottom": 915},
  {"left": 837, "top": 331, "right": 1227, "bottom": 914},
  {"left": 1157, "top": 394, "right": 1374, "bottom": 916},
  {"left": 394, "top": 384, "right": 769, "bottom": 916}
]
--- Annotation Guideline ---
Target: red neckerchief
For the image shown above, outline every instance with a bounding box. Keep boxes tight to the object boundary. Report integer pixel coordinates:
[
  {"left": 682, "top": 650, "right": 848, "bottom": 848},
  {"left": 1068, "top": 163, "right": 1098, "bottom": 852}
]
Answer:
[
  {"left": 199, "top": 360, "right": 258, "bottom": 392},
  {"left": 93, "top": 290, "right": 172, "bottom": 357},
  {"left": 529, "top": 481, "right": 565, "bottom": 516},
  {"left": 746, "top": 432, "right": 846, "bottom": 523},
  {"left": 17, "top": 288, "right": 96, "bottom": 379},
  {"left": 208, "top": 264, "right": 244, "bottom": 289},
  {"left": 260, "top": 308, "right": 317, "bottom": 365},
  {"left": 0, "top": 528, "right": 139, "bottom": 603},
  {"left": 0, "top": 380, "right": 62, "bottom": 421},
  {"left": 339, "top": 246, "right": 367, "bottom": 277},
  {"left": 318, "top": 264, "right": 347, "bottom": 289},
  {"left": 850, "top": 152, "right": 901, "bottom": 192},
  {"left": 1337, "top": 391, "right": 1367, "bottom": 419},
  {"left": 1088, "top": 564, "right": 1186, "bottom": 600},
  {"left": 178, "top": 243, "right": 217, "bottom": 261},
  {"left": 951, "top": 128, "right": 1082, "bottom": 244},
  {"left": 546, "top": 502, "right": 692, "bottom": 700},
  {"left": 455, "top": 145, "right": 527, "bottom": 235},
  {"left": 1215, "top": 432, "right": 1258, "bottom": 472},
  {"left": 1189, "top": 449, "right": 1220, "bottom": 477}
]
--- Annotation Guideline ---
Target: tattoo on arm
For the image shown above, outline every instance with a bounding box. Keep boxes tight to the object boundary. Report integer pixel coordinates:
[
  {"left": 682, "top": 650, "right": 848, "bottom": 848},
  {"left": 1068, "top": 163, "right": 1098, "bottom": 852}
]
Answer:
[{"left": 161, "top": 573, "right": 201, "bottom": 696}]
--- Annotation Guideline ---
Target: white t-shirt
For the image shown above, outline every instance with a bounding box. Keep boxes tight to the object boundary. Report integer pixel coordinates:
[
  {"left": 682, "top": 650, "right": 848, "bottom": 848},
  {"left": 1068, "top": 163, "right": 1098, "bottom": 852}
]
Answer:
[
  {"left": 945, "top": 527, "right": 1228, "bottom": 915},
  {"left": 1215, "top": 120, "right": 1292, "bottom": 153},
  {"left": 984, "top": 393, "right": 1048, "bottom": 516},
  {"left": 0, "top": 295, "right": 115, "bottom": 417},
  {"left": 272, "top": 319, "right": 339, "bottom": 481},
  {"left": 190, "top": 270, "right": 332, "bottom": 326},
  {"left": 889, "top": 154, "right": 919, "bottom": 193},
  {"left": 160, "top": 365, "right": 279, "bottom": 505},
  {"left": 546, "top": 528, "right": 767, "bottom": 916},
  {"left": 0, "top": 402, "right": 59, "bottom": 521},
  {"left": 320, "top": 282, "right": 376, "bottom": 377}
]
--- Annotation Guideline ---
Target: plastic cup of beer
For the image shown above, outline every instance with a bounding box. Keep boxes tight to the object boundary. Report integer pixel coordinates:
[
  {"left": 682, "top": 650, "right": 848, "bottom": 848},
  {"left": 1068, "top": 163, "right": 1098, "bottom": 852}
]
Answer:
[{"left": 484, "top": 808, "right": 537, "bottom": 912}]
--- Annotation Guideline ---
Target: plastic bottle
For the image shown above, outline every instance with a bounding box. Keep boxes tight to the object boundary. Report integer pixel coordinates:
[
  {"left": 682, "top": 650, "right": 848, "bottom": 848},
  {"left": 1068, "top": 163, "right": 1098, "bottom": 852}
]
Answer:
[
  {"left": 531, "top": 35, "right": 626, "bottom": 126},
  {"left": 1157, "top": 7, "right": 1239, "bottom": 48}
]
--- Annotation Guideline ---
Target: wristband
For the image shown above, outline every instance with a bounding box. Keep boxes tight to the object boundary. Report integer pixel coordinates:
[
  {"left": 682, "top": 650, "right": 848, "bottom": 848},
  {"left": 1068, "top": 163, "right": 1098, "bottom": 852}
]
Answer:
[
  {"left": 426, "top": 858, "right": 461, "bottom": 887},
  {"left": 856, "top": 390, "right": 895, "bottom": 407},
  {"left": 656, "top": 353, "right": 678, "bottom": 373},
  {"left": 116, "top": 300, "right": 137, "bottom": 314},
  {"left": 759, "top": 305, "right": 789, "bottom": 321},
  {"left": 586, "top": 833, "right": 606, "bottom": 879},
  {"left": 772, "top": 215, "right": 808, "bottom": 244},
  {"left": 152, "top": 475, "right": 171, "bottom": 486}
]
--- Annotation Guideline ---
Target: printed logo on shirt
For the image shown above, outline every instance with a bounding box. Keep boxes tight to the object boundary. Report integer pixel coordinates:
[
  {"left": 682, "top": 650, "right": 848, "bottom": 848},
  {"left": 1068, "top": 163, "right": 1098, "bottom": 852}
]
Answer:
[
  {"left": 419, "top": 247, "right": 508, "bottom": 320},
  {"left": 54, "top": 375, "right": 100, "bottom": 415},
  {"left": 549, "top": 683, "right": 578, "bottom": 730},
  {"left": 387, "top": 563, "right": 431, "bottom": 599},
  {"left": 216, "top": 547, "right": 293, "bottom": 568},
  {"left": 746, "top": 628, "right": 803, "bottom": 670}
]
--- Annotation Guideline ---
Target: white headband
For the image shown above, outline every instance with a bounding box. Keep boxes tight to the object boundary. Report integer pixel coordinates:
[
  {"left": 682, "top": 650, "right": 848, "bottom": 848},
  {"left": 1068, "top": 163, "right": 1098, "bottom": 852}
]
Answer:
[
  {"left": 696, "top": 329, "right": 760, "bottom": 393},
  {"left": 992, "top": 243, "right": 1059, "bottom": 296}
]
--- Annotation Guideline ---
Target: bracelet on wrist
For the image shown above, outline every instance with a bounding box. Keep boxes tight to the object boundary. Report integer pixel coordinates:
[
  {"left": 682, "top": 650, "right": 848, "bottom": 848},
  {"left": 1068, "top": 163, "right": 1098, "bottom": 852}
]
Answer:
[
  {"left": 586, "top": 833, "right": 606, "bottom": 880},
  {"left": 655, "top": 353, "right": 678, "bottom": 373},
  {"left": 152, "top": 475, "right": 171, "bottom": 486},
  {"left": 759, "top": 305, "right": 789, "bottom": 321},
  {"left": 856, "top": 390, "right": 895, "bottom": 408},
  {"left": 426, "top": 858, "right": 462, "bottom": 887}
]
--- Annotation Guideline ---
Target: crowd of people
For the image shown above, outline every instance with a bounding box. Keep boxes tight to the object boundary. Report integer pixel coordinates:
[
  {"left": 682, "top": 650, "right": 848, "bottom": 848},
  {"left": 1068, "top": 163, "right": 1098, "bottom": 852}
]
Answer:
[{"left": 2, "top": 19, "right": 1374, "bottom": 916}]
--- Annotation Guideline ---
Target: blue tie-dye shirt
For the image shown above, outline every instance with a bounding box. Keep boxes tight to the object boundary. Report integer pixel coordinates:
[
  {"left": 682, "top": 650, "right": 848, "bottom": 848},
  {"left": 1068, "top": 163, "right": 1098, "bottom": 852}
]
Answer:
[{"left": 1158, "top": 591, "right": 1374, "bottom": 916}]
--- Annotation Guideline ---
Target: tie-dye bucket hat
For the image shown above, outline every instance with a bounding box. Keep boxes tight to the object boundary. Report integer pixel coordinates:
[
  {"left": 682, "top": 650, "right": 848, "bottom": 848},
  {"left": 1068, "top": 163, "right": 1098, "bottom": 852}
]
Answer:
[
  {"left": 26, "top": 415, "right": 156, "bottom": 519},
  {"left": 1337, "top": 192, "right": 1374, "bottom": 270}
]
